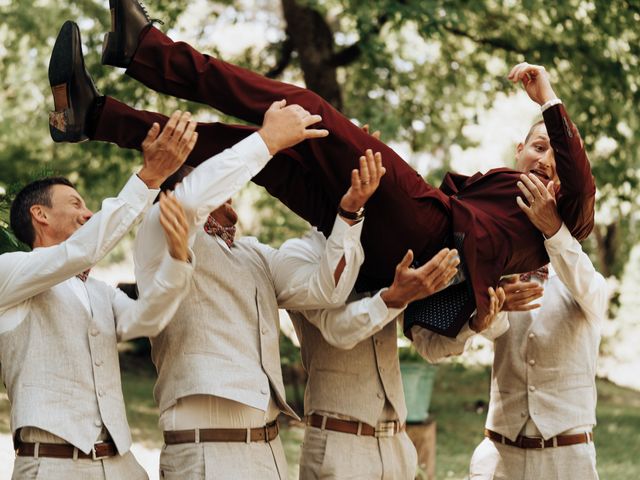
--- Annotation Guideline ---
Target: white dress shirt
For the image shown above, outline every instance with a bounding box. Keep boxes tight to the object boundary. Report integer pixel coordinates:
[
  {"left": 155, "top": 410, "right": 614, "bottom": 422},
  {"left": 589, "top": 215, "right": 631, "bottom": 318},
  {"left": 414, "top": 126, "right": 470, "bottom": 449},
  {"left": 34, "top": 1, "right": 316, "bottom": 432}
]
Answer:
[
  {"left": 0, "top": 174, "right": 191, "bottom": 336},
  {"left": 298, "top": 289, "right": 404, "bottom": 350},
  {"left": 134, "top": 132, "right": 364, "bottom": 308}
]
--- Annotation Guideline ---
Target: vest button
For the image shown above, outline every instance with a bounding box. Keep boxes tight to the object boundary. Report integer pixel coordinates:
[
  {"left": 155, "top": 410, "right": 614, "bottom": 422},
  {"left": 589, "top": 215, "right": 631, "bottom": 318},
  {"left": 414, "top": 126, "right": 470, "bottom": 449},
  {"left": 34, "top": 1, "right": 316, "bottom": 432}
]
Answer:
[
  {"left": 528, "top": 333, "right": 535, "bottom": 339},
  {"left": 529, "top": 385, "right": 536, "bottom": 392},
  {"left": 261, "top": 388, "right": 268, "bottom": 395},
  {"left": 377, "top": 392, "right": 384, "bottom": 399},
  {"left": 95, "top": 359, "right": 103, "bottom": 367},
  {"left": 94, "top": 419, "right": 102, "bottom": 428},
  {"left": 521, "top": 411, "right": 527, "bottom": 418},
  {"left": 90, "top": 328, "right": 99, "bottom": 337},
  {"left": 529, "top": 359, "right": 536, "bottom": 366},
  {"left": 261, "top": 327, "right": 267, "bottom": 335},
  {"left": 98, "top": 389, "right": 105, "bottom": 397}
]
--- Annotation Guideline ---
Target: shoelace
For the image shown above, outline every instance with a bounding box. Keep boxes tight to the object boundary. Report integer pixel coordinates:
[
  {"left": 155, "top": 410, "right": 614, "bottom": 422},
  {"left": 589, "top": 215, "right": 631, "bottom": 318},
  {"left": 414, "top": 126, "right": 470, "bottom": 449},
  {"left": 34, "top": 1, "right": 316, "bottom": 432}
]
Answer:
[{"left": 137, "top": 0, "right": 164, "bottom": 25}]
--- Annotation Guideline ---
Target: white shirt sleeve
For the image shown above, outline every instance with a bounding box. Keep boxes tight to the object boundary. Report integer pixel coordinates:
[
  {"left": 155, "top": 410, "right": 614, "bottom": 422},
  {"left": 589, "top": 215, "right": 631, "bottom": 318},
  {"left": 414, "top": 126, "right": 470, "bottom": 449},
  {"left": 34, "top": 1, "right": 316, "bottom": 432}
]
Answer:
[
  {"left": 112, "top": 252, "right": 194, "bottom": 341},
  {"left": 134, "top": 132, "right": 272, "bottom": 295},
  {"left": 0, "top": 174, "right": 157, "bottom": 313},
  {"left": 543, "top": 223, "right": 608, "bottom": 323},
  {"left": 298, "top": 290, "right": 404, "bottom": 350},
  {"left": 258, "top": 216, "right": 364, "bottom": 310}
]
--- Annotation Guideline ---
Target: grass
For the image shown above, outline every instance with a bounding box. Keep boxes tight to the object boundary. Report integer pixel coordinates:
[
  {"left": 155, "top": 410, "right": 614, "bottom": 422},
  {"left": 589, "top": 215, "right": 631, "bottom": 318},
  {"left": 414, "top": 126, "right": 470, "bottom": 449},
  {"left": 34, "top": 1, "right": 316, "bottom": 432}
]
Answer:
[{"left": 1, "top": 361, "right": 639, "bottom": 479}]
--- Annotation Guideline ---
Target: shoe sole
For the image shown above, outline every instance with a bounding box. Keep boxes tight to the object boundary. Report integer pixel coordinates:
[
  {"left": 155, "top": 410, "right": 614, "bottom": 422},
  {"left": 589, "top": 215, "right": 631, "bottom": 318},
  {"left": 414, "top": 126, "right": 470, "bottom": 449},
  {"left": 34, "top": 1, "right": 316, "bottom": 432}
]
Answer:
[{"left": 48, "top": 21, "right": 85, "bottom": 142}]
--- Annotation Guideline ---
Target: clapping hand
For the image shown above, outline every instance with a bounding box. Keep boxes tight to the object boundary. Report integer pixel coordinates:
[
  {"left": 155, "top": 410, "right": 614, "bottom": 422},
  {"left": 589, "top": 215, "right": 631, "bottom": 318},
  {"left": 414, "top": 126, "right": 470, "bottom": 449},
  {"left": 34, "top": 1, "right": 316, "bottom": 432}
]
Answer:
[
  {"left": 339, "top": 149, "right": 386, "bottom": 216},
  {"left": 470, "top": 287, "right": 506, "bottom": 333}
]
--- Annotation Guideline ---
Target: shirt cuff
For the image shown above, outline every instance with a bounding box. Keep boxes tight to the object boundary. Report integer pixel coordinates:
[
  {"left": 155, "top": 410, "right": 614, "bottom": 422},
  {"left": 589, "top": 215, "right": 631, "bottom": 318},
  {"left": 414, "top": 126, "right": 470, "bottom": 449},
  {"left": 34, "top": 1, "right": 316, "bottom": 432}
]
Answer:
[
  {"left": 540, "top": 98, "right": 563, "bottom": 113},
  {"left": 231, "top": 132, "right": 273, "bottom": 178},
  {"left": 480, "top": 312, "right": 510, "bottom": 340},
  {"left": 328, "top": 215, "right": 365, "bottom": 301},
  {"left": 371, "top": 289, "right": 405, "bottom": 325},
  {"left": 543, "top": 223, "right": 573, "bottom": 255},
  {"left": 154, "top": 251, "right": 195, "bottom": 289},
  {"left": 125, "top": 173, "right": 160, "bottom": 209}
]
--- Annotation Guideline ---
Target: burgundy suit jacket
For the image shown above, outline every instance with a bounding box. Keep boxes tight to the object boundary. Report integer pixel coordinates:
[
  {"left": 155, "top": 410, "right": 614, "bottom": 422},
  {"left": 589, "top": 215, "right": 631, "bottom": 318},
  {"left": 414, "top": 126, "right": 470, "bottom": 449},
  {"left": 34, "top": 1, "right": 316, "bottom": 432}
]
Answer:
[{"left": 434, "top": 104, "right": 595, "bottom": 322}]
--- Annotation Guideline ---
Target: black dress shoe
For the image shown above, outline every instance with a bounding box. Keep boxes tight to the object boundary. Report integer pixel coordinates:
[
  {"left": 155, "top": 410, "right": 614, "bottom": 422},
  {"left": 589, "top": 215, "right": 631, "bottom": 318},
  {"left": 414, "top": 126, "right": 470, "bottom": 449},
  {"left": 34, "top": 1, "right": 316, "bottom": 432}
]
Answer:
[
  {"left": 102, "top": 0, "right": 154, "bottom": 68},
  {"left": 48, "top": 21, "right": 100, "bottom": 143}
]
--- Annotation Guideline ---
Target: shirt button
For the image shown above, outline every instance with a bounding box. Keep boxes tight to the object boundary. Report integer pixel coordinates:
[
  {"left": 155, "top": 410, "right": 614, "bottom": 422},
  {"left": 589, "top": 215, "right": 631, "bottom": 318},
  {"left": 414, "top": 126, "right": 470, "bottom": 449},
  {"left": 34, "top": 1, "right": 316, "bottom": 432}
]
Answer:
[
  {"left": 260, "top": 388, "right": 268, "bottom": 395},
  {"left": 529, "top": 359, "right": 536, "bottom": 366},
  {"left": 528, "top": 333, "right": 535, "bottom": 339},
  {"left": 529, "top": 385, "right": 536, "bottom": 392},
  {"left": 94, "top": 419, "right": 102, "bottom": 428},
  {"left": 95, "top": 359, "right": 103, "bottom": 367}
]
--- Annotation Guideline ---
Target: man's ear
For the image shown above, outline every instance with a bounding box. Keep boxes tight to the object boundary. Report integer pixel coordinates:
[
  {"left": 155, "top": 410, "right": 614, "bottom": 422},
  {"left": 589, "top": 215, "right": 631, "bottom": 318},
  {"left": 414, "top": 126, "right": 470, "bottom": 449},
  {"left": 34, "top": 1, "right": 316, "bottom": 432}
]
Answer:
[{"left": 29, "top": 205, "right": 49, "bottom": 227}]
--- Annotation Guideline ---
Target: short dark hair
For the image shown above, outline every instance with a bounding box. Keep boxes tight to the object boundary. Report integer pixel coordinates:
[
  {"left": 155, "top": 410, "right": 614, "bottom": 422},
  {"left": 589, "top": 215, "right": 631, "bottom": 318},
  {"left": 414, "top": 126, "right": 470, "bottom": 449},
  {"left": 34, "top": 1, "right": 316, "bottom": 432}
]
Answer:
[
  {"left": 9, "top": 177, "right": 75, "bottom": 247},
  {"left": 524, "top": 120, "right": 545, "bottom": 144}
]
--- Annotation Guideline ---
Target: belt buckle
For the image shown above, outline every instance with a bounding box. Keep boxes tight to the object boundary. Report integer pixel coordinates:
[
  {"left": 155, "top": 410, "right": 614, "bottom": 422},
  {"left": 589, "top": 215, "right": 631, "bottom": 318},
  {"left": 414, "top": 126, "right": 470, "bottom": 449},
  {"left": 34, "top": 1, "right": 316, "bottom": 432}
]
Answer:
[
  {"left": 374, "top": 421, "right": 397, "bottom": 438},
  {"left": 91, "top": 442, "right": 109, "bottom": 461}
]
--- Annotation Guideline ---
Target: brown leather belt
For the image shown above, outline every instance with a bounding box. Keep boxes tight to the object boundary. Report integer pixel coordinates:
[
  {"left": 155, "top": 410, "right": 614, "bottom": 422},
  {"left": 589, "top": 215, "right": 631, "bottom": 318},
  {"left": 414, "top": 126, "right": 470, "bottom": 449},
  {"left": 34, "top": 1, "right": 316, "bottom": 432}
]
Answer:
[
  {"left": 306, "top": 414, "right": 405, "bottom": 438},
  {"left": 485, "top": 429, "right": 593, "bottom": 449},
  {"left": 15, "top": 440, "right": 118, "bottom": 460},
  {"left": 163, "top": 421, "right": 279, "bottom": 445}
]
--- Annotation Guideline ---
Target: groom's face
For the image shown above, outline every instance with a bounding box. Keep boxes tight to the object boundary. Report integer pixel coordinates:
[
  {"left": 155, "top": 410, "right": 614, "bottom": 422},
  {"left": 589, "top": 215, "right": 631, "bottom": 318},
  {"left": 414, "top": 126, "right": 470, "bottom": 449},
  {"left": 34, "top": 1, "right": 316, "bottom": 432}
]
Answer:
[{"left": 210, "top": 199, "right": 238, "bottom": 227}]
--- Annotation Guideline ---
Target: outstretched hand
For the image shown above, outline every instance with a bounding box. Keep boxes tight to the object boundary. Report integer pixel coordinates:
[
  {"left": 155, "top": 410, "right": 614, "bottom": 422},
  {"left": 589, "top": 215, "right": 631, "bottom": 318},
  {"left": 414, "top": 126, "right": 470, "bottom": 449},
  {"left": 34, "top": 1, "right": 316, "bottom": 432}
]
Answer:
[
  {"left": 516, "top": 173, "right": 562, "bottom": 237},
  {"left": 139, "top": 111, "right": 199, "bottom": 189},
  {"left": 381, "top": 248, "right": 460, "bottom": 309},
  {"left": 158, "top": 191, "right": 190, "bottom": 263},
  {"left": 499, "top": 275, "right": 544, "bottom": 312},
  {"left": 339, "top": 149, "right": 386, "bottom": 214},
  {"left": 258, "top": 99, "right": 329, "bottom": 154},
  {"left": 507, "top": 62, "right": 558, "bottom": 106},
  {"left": 470, "top": 287, "right": 506, "bottom": 333}
]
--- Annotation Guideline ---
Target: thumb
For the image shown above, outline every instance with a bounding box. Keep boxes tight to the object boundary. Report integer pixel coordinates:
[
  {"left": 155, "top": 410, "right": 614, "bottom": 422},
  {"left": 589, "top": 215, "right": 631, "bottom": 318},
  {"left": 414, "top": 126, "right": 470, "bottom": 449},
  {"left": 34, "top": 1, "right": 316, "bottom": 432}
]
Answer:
[
  {"left": 397, "top": 249, "right": 414, "bottom": 271},
  {"left": 142, "top": 122, "right": 160, "bottom": 149},
  {"left": 268, "top": 99, "right": 287, "bottom": 112}
]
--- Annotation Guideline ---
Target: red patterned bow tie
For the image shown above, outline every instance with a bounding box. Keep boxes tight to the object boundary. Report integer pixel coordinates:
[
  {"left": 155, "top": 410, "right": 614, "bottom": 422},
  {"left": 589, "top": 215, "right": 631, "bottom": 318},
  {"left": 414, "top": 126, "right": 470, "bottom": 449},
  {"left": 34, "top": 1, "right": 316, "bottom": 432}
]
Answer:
[
  {"left": 203, "top": 214, "right": 236, "bottom": 248},
  {"left": 76, "top": 269, "right": 91, "bottom": 282},
  {"left": 519, "top": 265, "right": 549, "bottom": 283}
]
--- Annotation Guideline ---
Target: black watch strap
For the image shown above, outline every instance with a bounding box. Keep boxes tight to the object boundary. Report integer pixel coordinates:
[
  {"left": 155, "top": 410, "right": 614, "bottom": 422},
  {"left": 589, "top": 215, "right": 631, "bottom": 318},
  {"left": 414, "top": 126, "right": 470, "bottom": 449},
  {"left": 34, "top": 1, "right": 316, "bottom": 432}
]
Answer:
[{"left": 338, "top": 206, "right": 365, "bottom": 221}]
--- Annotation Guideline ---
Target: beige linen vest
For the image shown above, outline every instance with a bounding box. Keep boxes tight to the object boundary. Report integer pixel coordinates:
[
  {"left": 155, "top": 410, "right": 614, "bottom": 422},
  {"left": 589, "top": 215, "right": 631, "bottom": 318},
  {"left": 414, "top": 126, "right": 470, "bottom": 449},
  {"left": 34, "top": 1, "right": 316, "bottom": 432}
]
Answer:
[
  {"left": 0, "top": 279, "right": 132, "bottom": 454},
  {"left": 487, "top": 275, "right": 602, "bottom": 440},
  {"left": 291, "top": 297, "right": 407, "bottom": 426},
  {"left": 151, "top": 232, "right": 296, "bottom": 418}
]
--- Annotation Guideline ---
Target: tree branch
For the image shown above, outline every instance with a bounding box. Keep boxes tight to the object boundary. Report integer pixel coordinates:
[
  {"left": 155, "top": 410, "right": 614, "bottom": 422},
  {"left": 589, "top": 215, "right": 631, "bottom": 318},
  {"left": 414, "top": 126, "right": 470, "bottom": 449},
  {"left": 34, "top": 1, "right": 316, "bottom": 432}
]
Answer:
[
  {"left": 441, "top": 24, "right": 530, "bottom": 55},
  {"left": 330, "top": 13, "right": 390, "bottom": 68},
  {"left": 265, "top": 38, "right": 294, "bottom": 78}
]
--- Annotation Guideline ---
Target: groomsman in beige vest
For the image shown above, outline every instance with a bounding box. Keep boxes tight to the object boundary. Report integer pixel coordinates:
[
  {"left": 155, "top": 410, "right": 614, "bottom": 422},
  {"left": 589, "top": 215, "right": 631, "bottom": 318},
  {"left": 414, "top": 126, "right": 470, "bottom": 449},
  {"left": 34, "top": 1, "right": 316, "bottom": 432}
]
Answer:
[
  {"left": 0, "top": 105, "right": 199, "bottom": 478},
  {"left": 412, "top": 174, "right": 606, "bottom": 479},
  {"left": 132, "top": 113, "right": 380, "bottom": 477},
  {"left": 289, "top": 245, "right": 462, "bottom": 480}
]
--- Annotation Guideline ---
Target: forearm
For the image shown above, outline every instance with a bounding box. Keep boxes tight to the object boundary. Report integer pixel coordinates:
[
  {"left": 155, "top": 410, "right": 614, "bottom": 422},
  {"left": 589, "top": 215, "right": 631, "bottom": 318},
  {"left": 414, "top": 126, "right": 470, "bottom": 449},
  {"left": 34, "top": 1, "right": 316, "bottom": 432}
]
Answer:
[
  {"left": 175, "top": 132, "right": 272, "bottom": 228},
  {"left": 301, "top": 291, "right": 403, "bottom": 350},
  {"left": 544, "top": 224, "right": 608, "bottom": 322},
  {"left": 410, "top": 324, "right": 476, "bottom": 363},
  {"left": 543, "top": 104, "right": 595, "bottom": 240},
  {"left": 273, "top": 216, "right": 364, "bottom": 309},
  {"left": 116, "top": 252, "right": 193, "bottom": 341},
  {"left": 0, "top": 175, "right": 157, "bottom": 310}
]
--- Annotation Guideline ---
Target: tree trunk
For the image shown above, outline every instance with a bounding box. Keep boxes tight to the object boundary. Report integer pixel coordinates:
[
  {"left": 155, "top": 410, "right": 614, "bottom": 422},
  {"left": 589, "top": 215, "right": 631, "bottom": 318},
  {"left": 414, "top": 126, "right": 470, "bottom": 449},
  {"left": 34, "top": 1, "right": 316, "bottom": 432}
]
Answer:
[{"left": 281, "top": 0, "right": 343, "bottom": 110}]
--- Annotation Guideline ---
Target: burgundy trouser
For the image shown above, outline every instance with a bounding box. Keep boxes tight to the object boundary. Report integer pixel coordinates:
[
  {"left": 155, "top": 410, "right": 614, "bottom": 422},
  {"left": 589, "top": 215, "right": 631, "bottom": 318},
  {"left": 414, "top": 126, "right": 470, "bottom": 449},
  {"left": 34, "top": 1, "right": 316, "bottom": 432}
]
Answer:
[{"left": 94, "top": 27, "right": 451, "bottom": 291}]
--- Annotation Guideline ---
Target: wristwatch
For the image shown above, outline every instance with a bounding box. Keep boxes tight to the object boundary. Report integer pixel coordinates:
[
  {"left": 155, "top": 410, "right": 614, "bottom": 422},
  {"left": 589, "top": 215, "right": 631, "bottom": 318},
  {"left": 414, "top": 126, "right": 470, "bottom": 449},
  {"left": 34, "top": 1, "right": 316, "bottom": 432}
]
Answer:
[{"left": 338, "top": 205, "right": 365, "bottom": 221}]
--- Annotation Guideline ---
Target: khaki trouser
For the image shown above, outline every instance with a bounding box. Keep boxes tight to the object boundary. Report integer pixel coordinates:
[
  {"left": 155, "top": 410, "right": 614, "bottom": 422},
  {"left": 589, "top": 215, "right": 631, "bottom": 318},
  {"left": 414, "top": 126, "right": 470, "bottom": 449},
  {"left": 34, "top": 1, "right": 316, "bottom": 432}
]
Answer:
[
  {"left": 159, "top": 395, "right": 287, "bottom": 479},
  {"left": 299, "top": 426, "right": 417, "bottom": 480},
  {"left": 469, "top": 437, "right": 599, "bottom": 480},
  {"left": 12, "top": 428, "right": 147, "bottom": 480}
]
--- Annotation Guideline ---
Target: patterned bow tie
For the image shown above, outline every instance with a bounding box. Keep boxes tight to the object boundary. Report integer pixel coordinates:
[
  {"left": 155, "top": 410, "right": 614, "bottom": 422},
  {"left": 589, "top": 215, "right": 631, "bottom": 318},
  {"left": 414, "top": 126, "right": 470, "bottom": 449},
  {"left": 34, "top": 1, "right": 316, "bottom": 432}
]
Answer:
[
  {"left": 76, "top": 269, "right": 91, "bottom": 282},
  {"left": 203, "top": 214, "right": 236, "bottom": 248},
  {"left": 519, "top": 265, "right": 549, "bottom": 283}
]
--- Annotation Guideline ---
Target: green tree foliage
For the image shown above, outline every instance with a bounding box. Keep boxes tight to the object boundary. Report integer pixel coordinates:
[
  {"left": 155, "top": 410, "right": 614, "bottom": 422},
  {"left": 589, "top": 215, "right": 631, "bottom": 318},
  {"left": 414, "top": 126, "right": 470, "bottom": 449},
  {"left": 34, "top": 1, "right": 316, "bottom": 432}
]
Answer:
[{"left": 0, "top": 0, "right": 637, "bottom": 280}]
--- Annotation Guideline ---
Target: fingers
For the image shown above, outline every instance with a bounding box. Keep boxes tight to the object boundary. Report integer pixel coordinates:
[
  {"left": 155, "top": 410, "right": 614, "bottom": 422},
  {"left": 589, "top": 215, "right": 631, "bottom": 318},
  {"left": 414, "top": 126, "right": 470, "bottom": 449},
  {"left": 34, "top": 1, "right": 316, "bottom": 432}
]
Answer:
[
  {"left": 396, "top": 249, "right": 414, "bottom": 271},
  {"left": 516, "top": 195, "right": 531, "bottom": 215},
  {"left": 418, "top": 248, "right": 460, "bottom": 289},
  {"left": 141, "top": 122, "right": 160, "bottom": 150},
  {"left": 360, "top": 151, "right": 371, "bottom": 185},
  {"left": 546, "top": 180, "right": 556, "bottom": 199},
  {"left": 268, "top": 99, "right": 287, "bottom": 111},
  {"left": 496, "top": 287, "right": 506, "bottom": 310},
  {"left": 157, "top": 110, "right": 182, "bottom": 142},
  {"left": 517, "top": 174, "right": 544, "bottom": 204},
  {"left": 362, "top": 124, "right": 370, "bottom": 134},
  {"left": 371, "top": 130, "right": 381, "bottom": 140}
]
